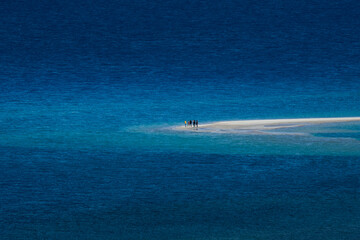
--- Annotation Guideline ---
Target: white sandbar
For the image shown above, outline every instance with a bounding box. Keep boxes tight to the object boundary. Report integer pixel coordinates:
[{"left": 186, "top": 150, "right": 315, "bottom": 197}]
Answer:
[{"left": 175, "top": 117, "right": 360, "bottom": 134}]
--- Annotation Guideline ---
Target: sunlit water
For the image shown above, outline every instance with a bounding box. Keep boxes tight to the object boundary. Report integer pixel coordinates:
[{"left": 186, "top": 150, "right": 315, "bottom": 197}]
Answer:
[{"left": 1, "top": 0, "right": 360, "bottom": 239}]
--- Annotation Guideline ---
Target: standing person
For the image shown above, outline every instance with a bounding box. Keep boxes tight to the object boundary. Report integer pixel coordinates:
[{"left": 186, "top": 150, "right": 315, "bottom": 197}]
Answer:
[
  {"left": 184, "top": 120, "right": 187, "bottom": 127},
  {"left": 196, "top": 120, "right": 198, "bottom": 128},
  {"left": 189, "top": 120, "right": 192, "bottom": 127},
  {"left": 193, "top": 120, "right": 196, "bottom": 127}
]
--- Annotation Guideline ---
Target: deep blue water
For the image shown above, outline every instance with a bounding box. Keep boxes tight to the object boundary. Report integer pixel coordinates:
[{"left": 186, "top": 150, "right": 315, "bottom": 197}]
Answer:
[{"left": 1, "top": 0, "right": 360, "bottom": 239}]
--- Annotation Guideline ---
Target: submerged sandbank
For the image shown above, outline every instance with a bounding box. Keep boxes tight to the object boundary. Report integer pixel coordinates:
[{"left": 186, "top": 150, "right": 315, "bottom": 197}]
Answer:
[{"left": 174, "top": 117, "right": 360, "bottom": 134}]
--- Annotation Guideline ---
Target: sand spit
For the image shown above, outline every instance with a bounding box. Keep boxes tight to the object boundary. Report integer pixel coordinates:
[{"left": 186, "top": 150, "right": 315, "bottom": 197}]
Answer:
[{"left": 174, "top": 117, "right": 360, "bottom": 134}]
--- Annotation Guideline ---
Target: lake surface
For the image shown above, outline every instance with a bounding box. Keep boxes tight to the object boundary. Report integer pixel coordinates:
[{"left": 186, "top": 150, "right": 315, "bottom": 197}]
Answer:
[{"left": 1, "top": 0, "right": 360, "bottom": 239}]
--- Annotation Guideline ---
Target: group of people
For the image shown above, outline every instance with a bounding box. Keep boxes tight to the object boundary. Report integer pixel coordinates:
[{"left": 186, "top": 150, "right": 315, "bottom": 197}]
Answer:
[{"left": 185, "top": 120, "right": 199, "bottom": 128}]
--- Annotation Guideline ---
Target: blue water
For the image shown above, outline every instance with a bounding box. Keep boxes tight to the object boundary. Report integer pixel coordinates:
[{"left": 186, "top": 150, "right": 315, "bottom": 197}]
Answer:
[{"left": 1, "top": 0, "right": 360, "bottom": 239}]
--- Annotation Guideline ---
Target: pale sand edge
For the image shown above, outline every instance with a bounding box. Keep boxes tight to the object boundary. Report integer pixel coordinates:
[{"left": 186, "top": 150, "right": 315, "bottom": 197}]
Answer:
[
  {"left": 174, "top": 117, "right": 360, "bottom": 132},
  {"left": 202, "top": 117, "right": 360, "bottom": 127}
]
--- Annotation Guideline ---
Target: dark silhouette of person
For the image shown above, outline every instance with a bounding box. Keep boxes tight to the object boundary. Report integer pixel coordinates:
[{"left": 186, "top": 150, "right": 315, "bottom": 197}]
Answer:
[
  {"left": 196, "top": 120, "right": 198, "bottom": 128},
  {"left": 189, "top": 120, "right": 192, "bottom": 127},
  {"left": 193, "top": 120, "right": 196, "bottom": 127}
]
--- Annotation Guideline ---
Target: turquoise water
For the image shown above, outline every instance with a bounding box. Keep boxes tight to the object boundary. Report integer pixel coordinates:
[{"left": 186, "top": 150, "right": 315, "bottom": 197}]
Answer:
[
  {"left": 1, "top": 0, "right": 360, "bottom": 239},
  {"left": 2, "top": 77, "right": 360, "bottom": 240},
  {"left": 1, "top": 80, "right": 360, "bottom": 156}
]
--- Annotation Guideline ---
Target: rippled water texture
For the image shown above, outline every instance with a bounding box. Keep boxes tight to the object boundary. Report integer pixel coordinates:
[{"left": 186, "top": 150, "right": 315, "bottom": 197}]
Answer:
[{"left": 1, "top": 0, "right": 360, "bottom": 239}]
